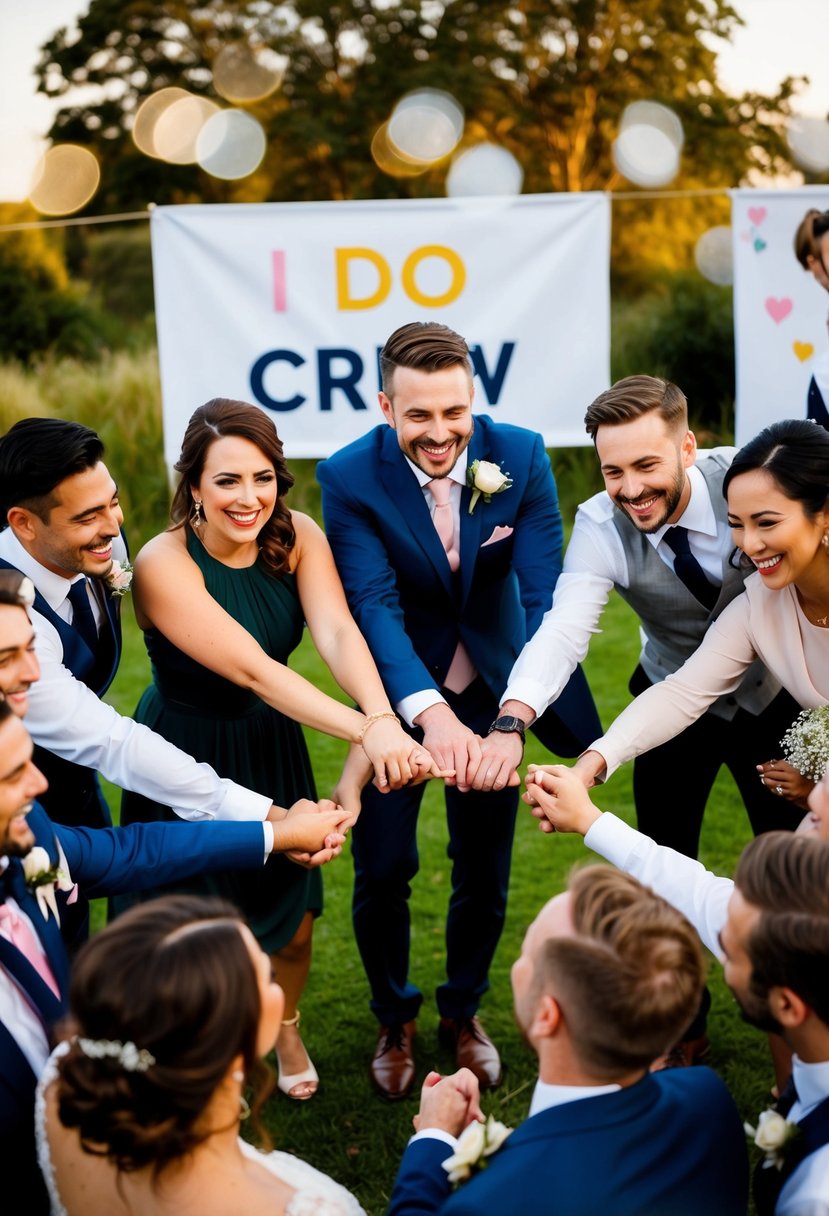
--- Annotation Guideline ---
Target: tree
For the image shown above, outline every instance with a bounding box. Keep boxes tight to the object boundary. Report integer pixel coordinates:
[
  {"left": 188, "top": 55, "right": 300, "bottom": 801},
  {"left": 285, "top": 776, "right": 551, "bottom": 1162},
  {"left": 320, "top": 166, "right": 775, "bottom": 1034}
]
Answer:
[{"left": 36, "top": 0, "right": 800, "bottom": 215}]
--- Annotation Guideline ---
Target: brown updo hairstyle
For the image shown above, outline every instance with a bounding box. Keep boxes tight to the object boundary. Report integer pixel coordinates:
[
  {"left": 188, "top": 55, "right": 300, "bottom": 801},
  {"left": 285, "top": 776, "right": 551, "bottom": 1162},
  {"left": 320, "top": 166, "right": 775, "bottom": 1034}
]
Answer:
[
  {"left": 794, "top": 207, "right": 829, "bottom": 270},
  {"left": 56, "top": 894, "right": 275, "bottom": 1177},
  {"left": 169, "top": 398, "right": 296, "bottom": 576}
]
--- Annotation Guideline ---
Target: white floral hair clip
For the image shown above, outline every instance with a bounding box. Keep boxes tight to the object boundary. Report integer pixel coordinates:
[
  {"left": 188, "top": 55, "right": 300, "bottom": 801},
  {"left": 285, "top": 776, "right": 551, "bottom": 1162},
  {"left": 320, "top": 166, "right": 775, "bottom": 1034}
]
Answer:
[{"left": 77, "top": 1037, "right": 156, "bottom": 1072}]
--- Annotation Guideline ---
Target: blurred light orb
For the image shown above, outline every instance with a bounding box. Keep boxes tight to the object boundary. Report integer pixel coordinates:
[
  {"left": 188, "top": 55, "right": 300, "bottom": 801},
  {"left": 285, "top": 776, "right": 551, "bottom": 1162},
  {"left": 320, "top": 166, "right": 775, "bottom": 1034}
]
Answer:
[
  {"left": 787, "top": 115, "right": 829, "bottom": 174},
  {"left": 196, "top": 110, "right": 267, "bottom": 179},
  {"left": 28, "top": 145, "right": 100, "bottom": 215},
  {"left": 612, "top": 100, "right": 684, "bottom": 188},
  {"left": 132, "top": 87, "right": 191, "bottom": 157},
  {"left": 212, "top": 42, "right": 286, "bottom": 103},
  {"left": 154, "top": 95, "right": 220, "bottom": 164},
  {"left": 694, "top": 226, "right": 733, "bottom": 286},
  {"left": 446, "top": 143, "right": 523, "bottom": 197},
  {"left": 387, "top": 89, "right": 464, "bottom": 164},
  {"left": 371, "top": 123, "right": 429, "bottom": 178}
]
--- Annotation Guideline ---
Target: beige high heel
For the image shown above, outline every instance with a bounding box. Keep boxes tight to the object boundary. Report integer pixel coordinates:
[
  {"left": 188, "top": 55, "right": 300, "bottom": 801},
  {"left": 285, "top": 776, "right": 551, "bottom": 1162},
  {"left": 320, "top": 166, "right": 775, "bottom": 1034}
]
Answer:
[{"left": 277, "top": 1010, "right": 319, "bottom": 1100}]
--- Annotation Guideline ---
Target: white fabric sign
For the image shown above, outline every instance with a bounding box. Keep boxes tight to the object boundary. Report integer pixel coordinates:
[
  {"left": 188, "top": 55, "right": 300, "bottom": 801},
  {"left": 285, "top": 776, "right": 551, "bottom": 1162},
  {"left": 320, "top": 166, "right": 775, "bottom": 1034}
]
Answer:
[
  {"left": 732, "top": 185, "right": 829, "bottom": 446},
  {"left": 150, "top": 195, "right": 610, "bottom": 463}
]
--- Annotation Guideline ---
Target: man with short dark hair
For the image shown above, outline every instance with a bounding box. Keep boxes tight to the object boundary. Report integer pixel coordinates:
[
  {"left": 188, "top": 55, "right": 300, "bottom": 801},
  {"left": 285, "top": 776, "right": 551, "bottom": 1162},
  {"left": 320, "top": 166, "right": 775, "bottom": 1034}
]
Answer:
[
  {"left": 0, "top": 417, "right": 296, "bottom": 835},
  {"left": 387, "top": 865, "right": 747, "bottom": 1216},
  {"left": 528, "top": 764, "right": 829, "bottom": 1215},
  {"left": 317, "top": 321, "right": 600, "bottom": 1098}
]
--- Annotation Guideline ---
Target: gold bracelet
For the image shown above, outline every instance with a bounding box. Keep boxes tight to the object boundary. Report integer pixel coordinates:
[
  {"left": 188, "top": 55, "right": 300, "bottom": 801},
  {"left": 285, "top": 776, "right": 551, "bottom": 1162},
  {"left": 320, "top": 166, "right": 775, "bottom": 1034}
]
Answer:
[{"left": 358, "top": 710, "right": 399, "bottom": 744}]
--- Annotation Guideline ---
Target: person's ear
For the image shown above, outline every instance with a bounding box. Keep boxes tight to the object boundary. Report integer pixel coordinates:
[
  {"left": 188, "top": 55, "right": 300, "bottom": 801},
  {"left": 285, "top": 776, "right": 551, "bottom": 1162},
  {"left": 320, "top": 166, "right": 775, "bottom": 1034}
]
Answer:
[
  {"left": 680, "top": 429, "right": 697, "bottom": 469},
  {"left": 378, "top": 392, "right": 396, "bottom": 428},
  {"left": 6, "top": 506, "right": 38, "bottom": 542},
  {"left": 531, "top": 992, "right": 562, "bottom": 1040},
  {"left": 768, "top": 985, "right": 811, "bottom": 1030}
]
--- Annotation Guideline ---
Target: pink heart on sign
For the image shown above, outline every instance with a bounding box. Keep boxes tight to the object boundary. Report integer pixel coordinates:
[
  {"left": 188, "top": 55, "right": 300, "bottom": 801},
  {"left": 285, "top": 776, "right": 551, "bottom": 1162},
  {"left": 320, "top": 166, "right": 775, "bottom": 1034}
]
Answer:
[
  {"left": 765, "top": 297, "right": 793, "bottom": 324},
  {"left": 748, "top": 206, "right": 767, "bottom": 225}
]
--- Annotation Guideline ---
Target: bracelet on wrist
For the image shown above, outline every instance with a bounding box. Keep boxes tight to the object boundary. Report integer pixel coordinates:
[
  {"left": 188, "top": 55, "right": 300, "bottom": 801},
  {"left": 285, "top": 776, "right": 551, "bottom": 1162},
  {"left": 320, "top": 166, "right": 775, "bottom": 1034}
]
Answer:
[{"left": 358, "top": 710, "right": 399, "bottom": 745}]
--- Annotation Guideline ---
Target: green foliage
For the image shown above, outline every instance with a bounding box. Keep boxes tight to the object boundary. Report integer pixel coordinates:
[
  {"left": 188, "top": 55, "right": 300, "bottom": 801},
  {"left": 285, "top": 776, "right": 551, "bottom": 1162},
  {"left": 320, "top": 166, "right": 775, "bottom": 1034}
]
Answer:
[{"left": 85, "top": 228, "right": 156, "bottom": 327}]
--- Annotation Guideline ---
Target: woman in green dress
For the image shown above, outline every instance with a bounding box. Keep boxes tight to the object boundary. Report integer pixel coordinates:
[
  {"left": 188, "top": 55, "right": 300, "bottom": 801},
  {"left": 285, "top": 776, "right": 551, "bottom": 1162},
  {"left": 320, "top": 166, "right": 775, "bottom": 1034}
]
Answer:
[{"left": 120, "top": 398, "right": 438, "bottom": 1101}]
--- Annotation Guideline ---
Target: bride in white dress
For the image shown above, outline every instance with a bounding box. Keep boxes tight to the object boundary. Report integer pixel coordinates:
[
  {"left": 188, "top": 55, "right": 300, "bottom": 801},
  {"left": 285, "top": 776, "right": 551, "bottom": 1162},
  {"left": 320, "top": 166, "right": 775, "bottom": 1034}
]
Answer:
[{"left": 35, "top": 894, "right": 366, "bottom": 1216}]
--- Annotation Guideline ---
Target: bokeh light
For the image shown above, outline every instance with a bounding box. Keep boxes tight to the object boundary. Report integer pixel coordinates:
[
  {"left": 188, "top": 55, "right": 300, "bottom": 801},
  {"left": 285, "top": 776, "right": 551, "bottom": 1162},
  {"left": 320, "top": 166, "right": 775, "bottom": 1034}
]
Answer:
[
  {"left": 28, "top": 145, "right": 100, "bottom": 215},
  {"left": 212, "top": 43, "right": 286, "bottom": 103},
  {"left": 694, "top": 226, "right": 733, "bottom": 286},
  {"left": 196, "top": 110, "right": 267, "bottom": 179},
  {"left": 132, "top": 88, "right": 191, "bottom": 158},
  {"left": 787, "top": 115, "right": 829, "bottom": 175},
  {"left": 387, "top": 89, "right": 464, "bottom": 164},
  {"left": 153, "top": 95, "right": 220, "bottom": 164},
  {"left": 446, "top": 143, "right": 523, "bottom": 197},
  {"left": 612, "top": 100, "right": 684, "bottom": 188},
  {"left": 371, "top": 123, "right": 429, "bottom": 178}
]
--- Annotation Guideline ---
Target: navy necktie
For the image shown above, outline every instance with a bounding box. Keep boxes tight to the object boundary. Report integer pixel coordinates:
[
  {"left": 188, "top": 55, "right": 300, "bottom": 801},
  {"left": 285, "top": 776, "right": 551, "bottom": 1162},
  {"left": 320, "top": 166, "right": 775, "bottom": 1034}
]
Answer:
[
  {"left": 664, "top": 526, "right": 719, "bottom": 611},
  {"left": 67, "top": 579, "right": 99, "bottom": 651}
]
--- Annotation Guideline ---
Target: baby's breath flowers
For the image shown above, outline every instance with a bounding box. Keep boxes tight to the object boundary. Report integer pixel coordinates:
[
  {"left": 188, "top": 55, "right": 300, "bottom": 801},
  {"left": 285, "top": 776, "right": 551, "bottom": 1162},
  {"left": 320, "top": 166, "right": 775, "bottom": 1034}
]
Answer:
[{"left": 781, "top": 705, "right": 829, "bottom": 781}]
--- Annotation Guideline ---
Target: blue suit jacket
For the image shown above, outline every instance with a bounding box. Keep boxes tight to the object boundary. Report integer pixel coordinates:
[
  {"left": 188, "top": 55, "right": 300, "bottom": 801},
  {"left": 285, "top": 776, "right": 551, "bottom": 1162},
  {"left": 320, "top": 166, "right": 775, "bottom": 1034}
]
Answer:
[
  {"left": 388, "top": 1069, "right": 748, "bottom": 1216},
  {"left": 318, "top": 416, "right": 600, "bottom": 756},
  {"left": 0, "top": 804, "right": 269, "bottom": 1205}
]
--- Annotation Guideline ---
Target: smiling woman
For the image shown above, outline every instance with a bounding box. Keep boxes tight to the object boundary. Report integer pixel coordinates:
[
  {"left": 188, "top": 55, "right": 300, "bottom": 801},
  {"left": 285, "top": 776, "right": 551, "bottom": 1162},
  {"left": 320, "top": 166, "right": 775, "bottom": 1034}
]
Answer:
[{"left": 574, "top": 418, "right": 829, "bottom": 788}]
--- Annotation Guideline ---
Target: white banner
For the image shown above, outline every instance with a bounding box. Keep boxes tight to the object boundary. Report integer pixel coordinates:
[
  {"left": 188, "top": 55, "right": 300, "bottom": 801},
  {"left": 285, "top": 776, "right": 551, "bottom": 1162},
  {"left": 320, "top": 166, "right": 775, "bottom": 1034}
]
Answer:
[
  {"left": 732, "top": 185, "right": 829, "bottom": 446},
  {"left": 150, "top": 195, "right": 610, "bottom": 464}
]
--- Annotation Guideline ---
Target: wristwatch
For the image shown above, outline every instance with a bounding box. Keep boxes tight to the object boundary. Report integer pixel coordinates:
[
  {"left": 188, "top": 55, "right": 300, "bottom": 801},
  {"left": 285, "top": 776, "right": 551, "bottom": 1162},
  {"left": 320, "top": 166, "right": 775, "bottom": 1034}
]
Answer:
[{"left": 487, "top": 715, "right": 526, "bottom": 744}]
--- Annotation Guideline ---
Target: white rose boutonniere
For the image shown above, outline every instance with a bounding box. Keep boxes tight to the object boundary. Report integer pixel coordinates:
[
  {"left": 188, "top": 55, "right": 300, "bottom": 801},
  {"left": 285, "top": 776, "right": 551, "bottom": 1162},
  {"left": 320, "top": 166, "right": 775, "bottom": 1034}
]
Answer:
[
  {"left": 744, "top": 1109, "right": 801, "bottom": 1171},
  {"left": 442, "top": 1116, "right": 513, "bottom": 1187},
  {"left": 22, "top": 843, "right": 78, "bottom": 924},
  {"left": 105, "top": 559, "right": 133, "bottom": 598},
  {"left": 466, "top": 460, "right": 512, "bottom": 515}
]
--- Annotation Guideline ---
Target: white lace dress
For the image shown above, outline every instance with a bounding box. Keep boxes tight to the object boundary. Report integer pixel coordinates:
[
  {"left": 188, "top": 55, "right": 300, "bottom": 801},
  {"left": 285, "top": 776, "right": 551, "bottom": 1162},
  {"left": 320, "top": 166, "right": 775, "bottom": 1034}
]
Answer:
[{"left": 35, "top": 1046, "right": 367, "bottom": 1216}]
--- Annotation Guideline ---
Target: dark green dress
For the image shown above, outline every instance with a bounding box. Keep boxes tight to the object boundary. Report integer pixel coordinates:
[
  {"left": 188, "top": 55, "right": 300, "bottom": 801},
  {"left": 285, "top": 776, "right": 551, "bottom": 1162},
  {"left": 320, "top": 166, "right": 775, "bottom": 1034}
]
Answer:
[{"left": 118, "top": 531, "right": 321, "bottom": 952}]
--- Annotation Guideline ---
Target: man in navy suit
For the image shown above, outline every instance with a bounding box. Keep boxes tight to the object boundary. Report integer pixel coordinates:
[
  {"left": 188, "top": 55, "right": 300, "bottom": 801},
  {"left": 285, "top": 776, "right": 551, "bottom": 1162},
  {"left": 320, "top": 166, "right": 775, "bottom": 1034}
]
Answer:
[
  {"left": 387, "top": 865, "right": 747, "bottom": 1216},
  {"left": 318, "top": 321, "right": 600, "bottom": 1098}
]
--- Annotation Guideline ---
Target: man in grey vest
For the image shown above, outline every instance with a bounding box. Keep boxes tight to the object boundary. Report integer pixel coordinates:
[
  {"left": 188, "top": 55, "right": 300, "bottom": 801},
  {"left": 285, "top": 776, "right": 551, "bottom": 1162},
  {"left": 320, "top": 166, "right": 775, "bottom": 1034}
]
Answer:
[{"left": 472, "top": 375, "right": 802, "bottom": 1060}]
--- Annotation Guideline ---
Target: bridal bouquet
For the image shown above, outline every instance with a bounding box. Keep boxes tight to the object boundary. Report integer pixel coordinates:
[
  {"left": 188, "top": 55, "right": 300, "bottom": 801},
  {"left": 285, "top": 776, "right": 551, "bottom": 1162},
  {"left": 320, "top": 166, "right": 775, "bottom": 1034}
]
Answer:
[{"left": 780, "top": 705, "right": 829, "bottom": 781}]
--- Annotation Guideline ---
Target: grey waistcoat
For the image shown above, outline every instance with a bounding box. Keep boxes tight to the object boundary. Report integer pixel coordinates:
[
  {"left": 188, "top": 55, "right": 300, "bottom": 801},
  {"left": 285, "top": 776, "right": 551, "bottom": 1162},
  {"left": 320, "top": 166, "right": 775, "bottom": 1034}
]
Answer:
[{"left": 611, "top": 452, "right": 781, "bottom": 721}]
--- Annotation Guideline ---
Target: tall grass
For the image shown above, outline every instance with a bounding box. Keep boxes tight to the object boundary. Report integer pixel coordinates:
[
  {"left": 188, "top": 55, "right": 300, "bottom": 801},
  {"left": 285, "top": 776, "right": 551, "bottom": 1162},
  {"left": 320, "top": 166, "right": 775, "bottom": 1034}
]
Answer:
[{"left": 5, "top": 351, "right": 764, "bottom": 1214}]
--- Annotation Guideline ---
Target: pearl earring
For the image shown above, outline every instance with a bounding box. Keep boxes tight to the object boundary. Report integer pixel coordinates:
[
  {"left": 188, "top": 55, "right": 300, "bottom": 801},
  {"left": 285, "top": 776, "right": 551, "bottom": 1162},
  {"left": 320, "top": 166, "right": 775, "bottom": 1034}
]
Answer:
[
  {"left": 232, "top": 1069, "right": 250, "bottom": 1120},
  {"left": 823, "top": 534, "right": 829, "bottom": 552}
]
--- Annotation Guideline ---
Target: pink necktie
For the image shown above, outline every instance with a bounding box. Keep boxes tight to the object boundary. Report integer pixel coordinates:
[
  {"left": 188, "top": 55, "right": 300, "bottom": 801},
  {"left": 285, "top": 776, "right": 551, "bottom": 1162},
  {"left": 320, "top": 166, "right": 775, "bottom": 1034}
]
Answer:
[
  {"left": 426, "top": 479, "right": 477, "bottom": 694},
  {"left": 0, "top": 904, "right": 60, "bottom": 997}
]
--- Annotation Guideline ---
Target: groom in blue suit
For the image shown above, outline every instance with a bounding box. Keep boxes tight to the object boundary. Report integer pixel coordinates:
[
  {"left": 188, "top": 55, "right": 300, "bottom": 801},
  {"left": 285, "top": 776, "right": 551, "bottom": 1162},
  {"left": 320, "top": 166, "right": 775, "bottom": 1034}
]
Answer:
[
  {"left": 318, "top": 321, "right": 601, "bottom": 1098},
  {"left": 388, "top": 865, "right": 747, "bottom": 1216}
]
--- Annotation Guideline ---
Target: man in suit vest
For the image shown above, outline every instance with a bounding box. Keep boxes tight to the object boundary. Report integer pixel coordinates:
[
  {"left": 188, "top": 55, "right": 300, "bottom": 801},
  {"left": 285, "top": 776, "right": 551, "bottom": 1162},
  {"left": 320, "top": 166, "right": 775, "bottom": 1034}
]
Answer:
[
  {"left": 0, "top": 417, "right": 294, "bottom": 835},
  {"left": 317, "top": 321, "right": 601, "bottom": 1099},
  {"left": 480, "top": 375, "right": 802, "bottom": 1064},
  {"left": 387, "top": 864, "right": 747, "bottom": 1216},
  {"left": 526, "top": 763, "right": 829, "bottom": 1216}
]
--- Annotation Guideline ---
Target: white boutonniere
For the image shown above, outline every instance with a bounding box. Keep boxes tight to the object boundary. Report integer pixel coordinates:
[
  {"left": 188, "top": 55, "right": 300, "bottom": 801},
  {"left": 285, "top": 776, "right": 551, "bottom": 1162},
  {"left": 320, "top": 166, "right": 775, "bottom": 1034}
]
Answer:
[
  {"left": 442, "top": 1116, "right": 513, "bottom": 1187},
  {"left": 780, "top": 705, "right": 829, "bottom": 781},
  {"left": 105, "top": 558, "right": 133, "bottom": 597},
  {"left": 22, "top": 844, "right": 78, "bottom": 924},
  {"left": 466, "top": 460, "right": 512, "bottom": 515},
  {"left": 744, "top": 1109, "right": 801, "bottom": 1171}
]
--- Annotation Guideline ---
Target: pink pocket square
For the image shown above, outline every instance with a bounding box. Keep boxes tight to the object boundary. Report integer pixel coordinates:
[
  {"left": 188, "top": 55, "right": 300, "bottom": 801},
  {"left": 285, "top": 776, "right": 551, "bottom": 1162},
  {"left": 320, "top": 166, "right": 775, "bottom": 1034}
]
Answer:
[{"left": 481, "top": 525, "right": 514, "bottom": 547}]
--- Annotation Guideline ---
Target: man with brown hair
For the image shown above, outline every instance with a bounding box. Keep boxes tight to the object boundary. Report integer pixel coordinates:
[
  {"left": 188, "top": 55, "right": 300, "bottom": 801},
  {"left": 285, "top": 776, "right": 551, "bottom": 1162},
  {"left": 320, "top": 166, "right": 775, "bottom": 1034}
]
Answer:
[
  {"left": 387, "top": 864, "right": 747, "bottom": 1216},
  {"left": 317, "top": 321, "right": 600, "bottom": 1099}
]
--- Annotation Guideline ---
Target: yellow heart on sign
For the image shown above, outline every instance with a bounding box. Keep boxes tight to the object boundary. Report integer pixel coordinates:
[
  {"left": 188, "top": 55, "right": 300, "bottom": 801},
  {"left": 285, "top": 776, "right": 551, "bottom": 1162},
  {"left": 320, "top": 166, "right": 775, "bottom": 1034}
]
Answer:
[{"left": 793, "top": 340, "right": 814, "bottom": 362}]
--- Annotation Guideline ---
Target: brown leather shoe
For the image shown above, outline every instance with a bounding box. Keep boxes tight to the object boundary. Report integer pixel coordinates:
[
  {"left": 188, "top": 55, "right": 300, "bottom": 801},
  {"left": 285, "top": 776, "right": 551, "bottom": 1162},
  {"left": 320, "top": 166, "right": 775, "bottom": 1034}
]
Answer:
[
  {"left": 650, "top": 1033, "right": 710, "bottom": 1072},
  {"left": 438, "top": 1016, "right": 502, "bottom": 1089},
  {"left": 370, "top": 1021, "right": 416, "bottom": 1100}
]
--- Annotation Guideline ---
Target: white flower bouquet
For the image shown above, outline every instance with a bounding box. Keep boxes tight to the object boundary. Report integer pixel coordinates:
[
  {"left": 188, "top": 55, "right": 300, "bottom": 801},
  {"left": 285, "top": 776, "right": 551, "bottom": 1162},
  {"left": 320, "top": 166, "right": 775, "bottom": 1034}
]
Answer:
[{"left": 780, "top": 705, "right": 829, "bottom": 781}]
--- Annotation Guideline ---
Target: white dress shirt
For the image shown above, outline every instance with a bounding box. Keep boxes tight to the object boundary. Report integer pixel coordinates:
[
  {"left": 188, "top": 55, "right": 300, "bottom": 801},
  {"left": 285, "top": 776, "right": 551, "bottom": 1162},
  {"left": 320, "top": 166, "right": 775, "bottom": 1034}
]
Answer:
[
  {"left": 503, "top": 459, "right": 731, "bottom": 719},
  {"left": 0, "top": 528, "right": 270, "bottom": 823},
  {"left": 396, "top": 450, "right": 469, "bottom": 727},
  {"left": 584, "top": 812, "right": 829, "bottom": 1216}
]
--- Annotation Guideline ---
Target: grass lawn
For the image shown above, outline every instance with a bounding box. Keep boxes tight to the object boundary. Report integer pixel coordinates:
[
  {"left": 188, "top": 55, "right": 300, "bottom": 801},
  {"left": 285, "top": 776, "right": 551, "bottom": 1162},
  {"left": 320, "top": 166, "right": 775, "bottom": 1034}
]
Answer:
[{"left": 97, "top": 582, "right": 772, "bottom": 1216}]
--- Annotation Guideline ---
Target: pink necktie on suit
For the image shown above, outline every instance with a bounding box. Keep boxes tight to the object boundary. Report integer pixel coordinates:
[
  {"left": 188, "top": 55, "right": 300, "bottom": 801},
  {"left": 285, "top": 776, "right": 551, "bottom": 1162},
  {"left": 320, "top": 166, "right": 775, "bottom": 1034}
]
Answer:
[
  {"left": 0, "top": 903, "right": 60, "bottom": 997},
  {"left": 426, "top": 479, "right": 477, "bottom": 694}
]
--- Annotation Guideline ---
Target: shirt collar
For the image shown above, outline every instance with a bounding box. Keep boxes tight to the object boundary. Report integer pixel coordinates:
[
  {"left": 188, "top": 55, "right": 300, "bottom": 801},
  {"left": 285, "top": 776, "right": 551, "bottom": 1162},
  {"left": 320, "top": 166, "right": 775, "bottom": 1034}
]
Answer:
[
  {"left": 791, "top": 1054, "right": 829, "bottom": 1114},
  {"left": 0, "top": 529, "right": 77, "bottom": 612},
  {"left": 647, "top": 463, "right": 719, "bottom": 552},
  {"left": 405, "top": 448, "right": 469, "bottom": 490},
  {"left": 528, "top": 1077, "right": 621, "bottom": 1119}
]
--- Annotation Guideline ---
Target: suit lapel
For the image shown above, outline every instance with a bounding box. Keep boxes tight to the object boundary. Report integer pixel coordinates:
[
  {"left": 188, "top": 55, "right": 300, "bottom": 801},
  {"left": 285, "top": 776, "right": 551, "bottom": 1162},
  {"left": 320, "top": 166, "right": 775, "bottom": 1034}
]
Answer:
[
  {"left": 380, "top": 429, "right": 455, "bottom": 595},
  {"left": 5, "top": 847, "right": 71, "bottom": 1002},
  {"left": 458, "top": 427, "right": 487, "bottom": 606}
]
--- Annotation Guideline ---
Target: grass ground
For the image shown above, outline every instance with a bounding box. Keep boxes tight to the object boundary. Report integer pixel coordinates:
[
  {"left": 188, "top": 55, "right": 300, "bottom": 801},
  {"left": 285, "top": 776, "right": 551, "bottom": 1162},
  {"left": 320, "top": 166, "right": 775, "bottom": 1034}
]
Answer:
[{"left": 98, "top": 584, "right": 771, "bottom": 1216}]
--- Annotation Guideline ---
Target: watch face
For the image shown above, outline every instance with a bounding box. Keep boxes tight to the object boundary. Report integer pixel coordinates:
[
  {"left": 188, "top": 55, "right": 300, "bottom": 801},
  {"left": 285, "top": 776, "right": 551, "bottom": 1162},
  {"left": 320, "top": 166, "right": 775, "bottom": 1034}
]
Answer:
[{"left": 491, "top": 716, "right": 525, "bottom": 736}]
